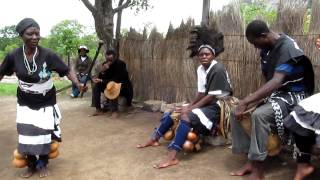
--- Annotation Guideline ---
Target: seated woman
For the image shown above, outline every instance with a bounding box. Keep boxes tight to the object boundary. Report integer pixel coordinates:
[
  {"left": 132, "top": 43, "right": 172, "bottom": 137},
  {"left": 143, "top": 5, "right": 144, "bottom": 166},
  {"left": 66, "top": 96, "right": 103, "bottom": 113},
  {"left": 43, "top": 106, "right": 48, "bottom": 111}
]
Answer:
[
  {"left": 136, "top": 26, "right": 233, "bottom": 169},
  {"left": 284, "top": 93, "right": 320, "bottom": 180}
]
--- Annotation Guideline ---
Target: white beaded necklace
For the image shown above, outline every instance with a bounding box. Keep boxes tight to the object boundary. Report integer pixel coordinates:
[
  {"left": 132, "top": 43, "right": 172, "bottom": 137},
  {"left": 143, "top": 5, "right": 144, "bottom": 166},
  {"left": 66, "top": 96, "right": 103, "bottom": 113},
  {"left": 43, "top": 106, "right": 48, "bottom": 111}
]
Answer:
[{"left": 23, "top": 44, "right": 38, "bottom": 75}]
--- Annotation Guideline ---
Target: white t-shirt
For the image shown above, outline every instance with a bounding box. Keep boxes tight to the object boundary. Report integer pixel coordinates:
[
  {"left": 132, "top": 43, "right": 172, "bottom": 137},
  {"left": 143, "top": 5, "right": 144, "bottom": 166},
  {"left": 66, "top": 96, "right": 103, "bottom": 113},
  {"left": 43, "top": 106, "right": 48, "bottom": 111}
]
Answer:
[
  {"left": 196, "top": 60, "right": 217, "bottom": 93},
  {"left": 299, "top": 93, "right": 320, "bottom": 113}
]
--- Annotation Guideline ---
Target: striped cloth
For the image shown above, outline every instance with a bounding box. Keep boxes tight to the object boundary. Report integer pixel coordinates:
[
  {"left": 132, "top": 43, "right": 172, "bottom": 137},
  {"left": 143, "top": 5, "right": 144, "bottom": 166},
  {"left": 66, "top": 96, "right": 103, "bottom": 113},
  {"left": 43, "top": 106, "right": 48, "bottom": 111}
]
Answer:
[{"left": 16, "top": 104, "right": 61, "bottom": 155}]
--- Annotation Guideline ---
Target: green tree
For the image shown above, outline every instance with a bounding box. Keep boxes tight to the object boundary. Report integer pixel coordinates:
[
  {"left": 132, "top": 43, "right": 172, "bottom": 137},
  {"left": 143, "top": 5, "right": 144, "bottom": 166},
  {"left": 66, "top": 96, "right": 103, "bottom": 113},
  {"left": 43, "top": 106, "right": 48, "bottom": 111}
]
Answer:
[
  {"left": 47, "top": 20, "right": 83, "bottom": 61},
  {"left": 0, "top": 25, "right": 21, "bottom": 61},
  {"left": 0, "top": 25, "right": 21, "bottom": 50},
  {"left": 240, "top": 0, "right": 277, "bottom": 24}
]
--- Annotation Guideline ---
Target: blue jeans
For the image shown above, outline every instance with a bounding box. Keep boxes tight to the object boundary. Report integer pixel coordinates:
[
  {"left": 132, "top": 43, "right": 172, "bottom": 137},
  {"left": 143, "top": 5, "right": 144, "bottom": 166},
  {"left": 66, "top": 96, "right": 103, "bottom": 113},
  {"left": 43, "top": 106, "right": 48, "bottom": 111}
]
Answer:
[{"left": 72, "top": 74, "right": 88, "bottom": 97}]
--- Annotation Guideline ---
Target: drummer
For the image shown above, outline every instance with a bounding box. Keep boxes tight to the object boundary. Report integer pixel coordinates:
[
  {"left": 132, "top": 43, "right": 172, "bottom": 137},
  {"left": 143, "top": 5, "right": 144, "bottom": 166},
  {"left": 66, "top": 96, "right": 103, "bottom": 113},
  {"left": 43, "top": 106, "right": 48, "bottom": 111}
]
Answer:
[
  {"left": 230, "top": 20, "right": 314, "bottom": 180},
  {"left": 136, "top": 26, "right": 232, "bottom": 169}
]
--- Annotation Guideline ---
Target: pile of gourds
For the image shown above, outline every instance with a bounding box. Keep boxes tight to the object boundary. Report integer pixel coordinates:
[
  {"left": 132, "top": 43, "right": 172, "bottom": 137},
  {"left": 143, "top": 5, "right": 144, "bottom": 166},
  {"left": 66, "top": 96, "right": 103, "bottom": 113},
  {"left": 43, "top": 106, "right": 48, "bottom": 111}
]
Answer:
[
  {"left": 12, "top": 141, "right": 60, "bottom": 168},
  {"left": 163, "top": 111, "right": 202, "bottom": 152}
]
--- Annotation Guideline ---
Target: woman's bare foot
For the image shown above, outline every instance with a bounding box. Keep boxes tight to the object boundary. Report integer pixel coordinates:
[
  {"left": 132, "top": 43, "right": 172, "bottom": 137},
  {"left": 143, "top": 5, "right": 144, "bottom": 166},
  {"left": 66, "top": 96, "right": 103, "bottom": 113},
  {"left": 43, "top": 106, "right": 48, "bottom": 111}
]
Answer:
[
  {"left": 39, "top": 166, "right": 49, "bottom": 178},
  {"left": 88, "top": 110, "right": 104, "bottom": 117},
  {"left": 20, "top": 167, "right": 35, "bottom": 178},
  {"left": 136, "top": 139, "right": 160, "bottom": 148},
  {"left": 153, "top": 158, "right": 179, "bottom": 169},
  {"left": 294, "top": 163, "right": 314, "bottom": 180},
  {"left": 153, "top": 150, "right": 179, "bottom": 169},
  {"left": 230, "top": 162, "right": 253, "bottom": 176}
]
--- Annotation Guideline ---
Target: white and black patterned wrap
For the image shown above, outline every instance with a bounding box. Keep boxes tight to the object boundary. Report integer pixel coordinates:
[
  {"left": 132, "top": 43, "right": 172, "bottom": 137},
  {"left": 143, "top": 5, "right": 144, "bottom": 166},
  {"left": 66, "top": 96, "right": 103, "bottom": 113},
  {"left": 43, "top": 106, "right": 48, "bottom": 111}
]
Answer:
[
  {"left": 267, "top": 91, "right": 305, "bottom": 143},
  {"left": 16, "top": 104, "right": 62, "bottom": 155}
]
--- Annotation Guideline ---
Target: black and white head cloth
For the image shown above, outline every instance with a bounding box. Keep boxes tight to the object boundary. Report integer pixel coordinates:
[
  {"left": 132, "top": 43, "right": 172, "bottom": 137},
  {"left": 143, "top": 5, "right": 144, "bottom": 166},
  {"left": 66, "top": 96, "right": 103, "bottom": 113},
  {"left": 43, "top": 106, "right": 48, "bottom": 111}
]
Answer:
[{"left": 198, "top": 44, "right": 216, "bottom": 55}]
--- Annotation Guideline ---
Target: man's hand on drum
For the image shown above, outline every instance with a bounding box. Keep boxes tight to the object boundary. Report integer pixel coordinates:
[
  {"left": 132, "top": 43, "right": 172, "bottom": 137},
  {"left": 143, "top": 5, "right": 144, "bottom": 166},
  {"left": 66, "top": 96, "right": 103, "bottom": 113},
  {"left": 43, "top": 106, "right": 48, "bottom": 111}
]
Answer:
[{"left": 235, "top": 100, "right": 248, "bottom": 120}]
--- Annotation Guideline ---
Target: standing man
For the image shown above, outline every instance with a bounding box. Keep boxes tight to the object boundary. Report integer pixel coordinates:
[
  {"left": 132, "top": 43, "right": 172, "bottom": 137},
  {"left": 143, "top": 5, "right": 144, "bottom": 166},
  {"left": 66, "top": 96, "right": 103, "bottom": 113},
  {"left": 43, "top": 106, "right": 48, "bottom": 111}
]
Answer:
[
  {"left": 230, "top": 20, "right": 314, "bottom": 180},
  {"left": 71, "top": 45, "right": 92, "bottom": 98},
  {"left": 91, "top": 50, "right": 133, "bottom": 118}
]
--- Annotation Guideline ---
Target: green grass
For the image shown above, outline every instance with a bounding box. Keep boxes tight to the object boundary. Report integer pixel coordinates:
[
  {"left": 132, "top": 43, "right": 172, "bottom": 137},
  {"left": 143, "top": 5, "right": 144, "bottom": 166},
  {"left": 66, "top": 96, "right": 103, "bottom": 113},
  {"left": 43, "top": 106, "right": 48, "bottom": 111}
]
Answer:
[
  {"left": 0, "top": 83, "right": 18, "bottom": 96},
  {"left": 54, "top": 80, "right": 72, "bottom": 90},
  {"left": 0, "top": 80, "right": 72, "bottom": 96}
]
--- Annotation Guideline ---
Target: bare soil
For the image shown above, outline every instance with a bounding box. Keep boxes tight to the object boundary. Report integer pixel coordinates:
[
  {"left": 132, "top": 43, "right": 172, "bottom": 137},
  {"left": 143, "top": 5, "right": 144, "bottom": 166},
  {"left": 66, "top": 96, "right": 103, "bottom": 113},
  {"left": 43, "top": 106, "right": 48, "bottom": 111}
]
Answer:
[{"left": 0, "top": 95, "right": 319, "bottom": 180}]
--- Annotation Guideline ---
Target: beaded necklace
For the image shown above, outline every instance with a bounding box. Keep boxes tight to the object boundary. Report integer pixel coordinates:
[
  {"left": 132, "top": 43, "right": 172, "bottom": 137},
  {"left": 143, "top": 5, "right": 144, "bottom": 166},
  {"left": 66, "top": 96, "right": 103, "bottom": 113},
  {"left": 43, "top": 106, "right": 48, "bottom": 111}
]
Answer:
[{"left": 23, "top": 44, "right": 38, "bottom": 75}]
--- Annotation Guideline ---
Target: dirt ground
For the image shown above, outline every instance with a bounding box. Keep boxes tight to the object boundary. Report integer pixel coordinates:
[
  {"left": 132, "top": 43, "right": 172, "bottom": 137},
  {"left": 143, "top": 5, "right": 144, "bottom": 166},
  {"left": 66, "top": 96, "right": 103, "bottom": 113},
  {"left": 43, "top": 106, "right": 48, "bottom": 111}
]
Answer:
[{"left": 0, "top": 95, "right": 319, "bottom": 180}]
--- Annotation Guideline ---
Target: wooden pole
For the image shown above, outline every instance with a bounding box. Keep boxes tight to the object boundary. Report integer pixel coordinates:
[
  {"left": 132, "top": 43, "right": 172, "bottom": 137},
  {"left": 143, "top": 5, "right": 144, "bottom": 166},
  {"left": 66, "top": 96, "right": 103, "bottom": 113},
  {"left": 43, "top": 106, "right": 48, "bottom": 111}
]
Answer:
[{"left": 201, "top": 0, "right": 210, "bottom": 27}]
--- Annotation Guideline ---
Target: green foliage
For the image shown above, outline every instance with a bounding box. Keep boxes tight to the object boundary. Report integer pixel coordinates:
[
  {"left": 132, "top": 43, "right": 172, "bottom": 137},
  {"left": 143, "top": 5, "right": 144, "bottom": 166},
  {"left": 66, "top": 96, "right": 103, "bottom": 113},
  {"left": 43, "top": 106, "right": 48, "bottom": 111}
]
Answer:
[
  {"left": 240, "top": 0, "right": 311, "bottom": 33},
  {"left": 303, "top": 9, "right": 311, "bottom": 33},
  {"left": 240, "top": 0, "right": 277, "bottom": 24},
  {"left": 0, "top": 25, "right": 22, "bottom": 61},
  {"left": 47, "top": 20, "right": 84, "bottom": 59},
  {"left": 54, "top": 79, "right": 71, "bottom": 90},
  {"left": 0, "top": 25, "right": 21, "bottom": 50}
]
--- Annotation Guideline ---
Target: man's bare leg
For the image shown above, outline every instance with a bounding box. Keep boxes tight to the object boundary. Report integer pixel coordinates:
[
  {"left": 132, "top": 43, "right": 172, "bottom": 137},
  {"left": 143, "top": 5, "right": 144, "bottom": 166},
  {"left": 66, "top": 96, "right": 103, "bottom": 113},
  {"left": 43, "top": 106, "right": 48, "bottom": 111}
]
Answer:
[
  {"left": 230, "top": 161, "right": 253, "bottom": 176},
  {"left": 153, "top": 150, "right": 179, "bottom": 169},
  {"left": 293, "top": 163, "right": 314, "bottom": 180}
]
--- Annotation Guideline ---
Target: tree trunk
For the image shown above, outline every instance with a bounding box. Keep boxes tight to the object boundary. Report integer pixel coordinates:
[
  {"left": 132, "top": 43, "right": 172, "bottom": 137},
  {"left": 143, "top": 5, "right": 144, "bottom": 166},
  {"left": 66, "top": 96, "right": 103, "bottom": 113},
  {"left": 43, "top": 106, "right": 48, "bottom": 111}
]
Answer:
[
  {"left": 93, "top": 11, "right": 115, "bottom": 49},
  {"left": 81, "top": 0, "right": 132, "bottom": 50},
  {"left": 201, "top": 0, "right": 210, "bottom": 27},
  {"left": 115, "top": 0, "right": 125, "bottom": 57}
]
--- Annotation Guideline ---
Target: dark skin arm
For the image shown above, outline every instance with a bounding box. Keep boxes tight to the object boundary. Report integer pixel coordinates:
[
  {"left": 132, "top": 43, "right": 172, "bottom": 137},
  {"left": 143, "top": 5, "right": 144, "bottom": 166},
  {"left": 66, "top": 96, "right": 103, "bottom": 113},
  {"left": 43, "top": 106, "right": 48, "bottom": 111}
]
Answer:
[
  {"left": 177, "top": 93, "right": 215, "bottom": 122},
  {"left": 188, "top": 94, "right": 214, "bottom": 110},
  {"left": 174, "top": 92, "right": 204, "bottom": 112},
  {"left": 66, "top": 69, "right": 86, "bottom": 91},
  {"left": 235, "top": 71, "right": 286, "bottom": 119},
  {"left": 189, "top": 92, "right": 206, "bottom": 106}
]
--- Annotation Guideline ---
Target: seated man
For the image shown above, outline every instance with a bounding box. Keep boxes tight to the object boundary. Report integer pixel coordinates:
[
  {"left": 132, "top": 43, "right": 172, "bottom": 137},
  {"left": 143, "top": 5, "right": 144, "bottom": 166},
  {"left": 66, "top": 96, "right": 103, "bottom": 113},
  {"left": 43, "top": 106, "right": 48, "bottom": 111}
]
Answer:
[
  {"left": 137, "top": 27, "right": 233, "bottom": 169},
  {"left": 71, "top": 45, "right": 92, "bottom": 98},
  {"left": 230, "top": 20, "right": 314, "bottom": 180},
  {"left": 91, "top": 50, "right": 133, "bottom": 117},
  {"left": 284, "top": 93, "right": 320, "bottom": 180}
]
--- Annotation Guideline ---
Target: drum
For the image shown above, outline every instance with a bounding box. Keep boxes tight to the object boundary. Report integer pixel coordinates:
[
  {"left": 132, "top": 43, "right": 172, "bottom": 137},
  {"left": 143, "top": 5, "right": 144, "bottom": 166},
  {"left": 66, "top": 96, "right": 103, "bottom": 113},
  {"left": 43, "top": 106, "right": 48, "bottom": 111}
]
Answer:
[
  {"left": 218, "top": 96, "right": 239, "bottom": 138},
  {"left": 241, "top": 106, "right": 282, "bottom": 156}
]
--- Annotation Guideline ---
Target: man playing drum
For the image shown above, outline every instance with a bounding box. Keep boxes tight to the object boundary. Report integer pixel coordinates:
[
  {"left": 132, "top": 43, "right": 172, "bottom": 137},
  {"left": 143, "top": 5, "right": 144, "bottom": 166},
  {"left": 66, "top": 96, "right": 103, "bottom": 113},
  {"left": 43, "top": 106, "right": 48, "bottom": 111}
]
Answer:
[{"left": 230, "top": 20, "right": 314, "bottom": 180}]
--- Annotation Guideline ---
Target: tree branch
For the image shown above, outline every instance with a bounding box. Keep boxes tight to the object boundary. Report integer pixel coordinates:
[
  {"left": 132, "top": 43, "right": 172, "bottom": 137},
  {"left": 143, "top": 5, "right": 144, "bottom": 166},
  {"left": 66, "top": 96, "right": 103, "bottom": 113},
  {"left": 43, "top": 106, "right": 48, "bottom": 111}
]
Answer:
[
  {"left": 80, "top": 0, "right": 96, "bottom": 13},
  {"left": 113, "top": 0, "right": 131, "bottom": 13}
]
